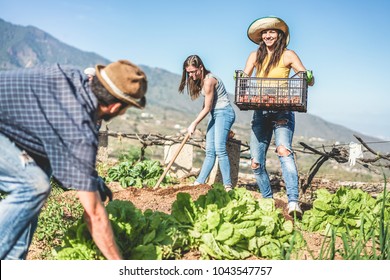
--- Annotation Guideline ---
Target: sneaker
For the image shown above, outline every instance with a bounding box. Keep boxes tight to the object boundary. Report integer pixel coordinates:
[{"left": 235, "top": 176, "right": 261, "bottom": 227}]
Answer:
[
  {"left": 191, "top": 181, "right": 201, "bottom": 186},
  {"left": 288, "top": 201, "right": 302, "bottom": 217},
  {"left": 224, "top": 185, "right": 233, "bottom": 191}
]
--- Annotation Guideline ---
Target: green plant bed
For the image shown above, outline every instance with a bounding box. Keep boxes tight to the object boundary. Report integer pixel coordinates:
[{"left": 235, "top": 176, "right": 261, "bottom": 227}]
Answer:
[
  {"left": 299, "top": 184, "right": 390, "bottom": 259},
  {"left": 54, "top": 184, "right": 304, "bottom": 260}
]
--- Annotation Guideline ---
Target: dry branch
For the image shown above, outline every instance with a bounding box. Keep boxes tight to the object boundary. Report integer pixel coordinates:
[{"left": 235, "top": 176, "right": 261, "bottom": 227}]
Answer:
[{"left": 299, "top": 136, "right": 390, "bottom": 193}]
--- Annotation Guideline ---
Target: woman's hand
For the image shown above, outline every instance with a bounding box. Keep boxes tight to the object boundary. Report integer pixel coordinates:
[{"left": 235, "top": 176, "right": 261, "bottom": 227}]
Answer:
[
  {"left": 306, "top": 70, "right": 315, "bottom": 86},
  {"left": 187, "top": 122, "right": 197, "bottom": 136}
]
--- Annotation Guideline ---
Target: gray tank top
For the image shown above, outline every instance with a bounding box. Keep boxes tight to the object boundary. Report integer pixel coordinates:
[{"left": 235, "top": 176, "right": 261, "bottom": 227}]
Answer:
[{"left": 201, "top": 73, "right": 230, "bottom": 109}]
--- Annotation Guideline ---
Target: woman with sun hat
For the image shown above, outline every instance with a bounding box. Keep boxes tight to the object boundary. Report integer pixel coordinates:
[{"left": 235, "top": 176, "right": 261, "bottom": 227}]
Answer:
[{"left": 243, "top": 16, "right": 314, "bottom": 216}]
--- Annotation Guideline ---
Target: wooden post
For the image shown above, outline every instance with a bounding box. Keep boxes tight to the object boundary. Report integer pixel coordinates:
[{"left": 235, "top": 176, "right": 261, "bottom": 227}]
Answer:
[
  {"left": 97, "top": 130, "right": 109, "bottom": 163},
  {"left": 98, "top": 131, "right": 108, "bottom": 147}
]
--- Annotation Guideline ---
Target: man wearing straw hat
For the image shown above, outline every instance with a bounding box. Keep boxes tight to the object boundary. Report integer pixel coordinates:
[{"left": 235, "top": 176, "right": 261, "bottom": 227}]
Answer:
[
  {"left": 0, "top": 59, "right": 147, "bottom": 259},
  {"left": 243, "top": 16, "right": 314, "bottom": 217}
]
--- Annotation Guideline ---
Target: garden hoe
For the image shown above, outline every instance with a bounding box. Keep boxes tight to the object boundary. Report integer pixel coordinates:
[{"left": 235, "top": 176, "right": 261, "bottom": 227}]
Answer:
[{"left": 153, "top": 133, "right": 190, "bottom": 189}]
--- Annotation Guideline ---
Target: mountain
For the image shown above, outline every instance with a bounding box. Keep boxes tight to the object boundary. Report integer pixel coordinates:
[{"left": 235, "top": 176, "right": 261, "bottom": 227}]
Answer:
[
  {"left": 1, "top": 17, "right": 389, "bottom": 153},
  {"left": 0, "top": 18, "right": 110, "bottom": 70},
  {"left": 140, "top": 66, "right": 204, "bottom": 114}
]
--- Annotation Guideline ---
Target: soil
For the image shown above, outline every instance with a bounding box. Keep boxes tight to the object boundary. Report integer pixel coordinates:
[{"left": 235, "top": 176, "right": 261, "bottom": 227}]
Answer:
[{"left": 27, "top": 173, "right": 386, "bottom": 260}]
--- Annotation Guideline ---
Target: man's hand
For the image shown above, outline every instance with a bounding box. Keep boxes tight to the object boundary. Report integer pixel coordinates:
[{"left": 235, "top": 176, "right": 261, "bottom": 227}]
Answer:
[
  {"left": 77, "top": 191, "right": 122, "bottom": 259},
  {"left": 97, "top": 176, "right": 113, "bottom": 202}
]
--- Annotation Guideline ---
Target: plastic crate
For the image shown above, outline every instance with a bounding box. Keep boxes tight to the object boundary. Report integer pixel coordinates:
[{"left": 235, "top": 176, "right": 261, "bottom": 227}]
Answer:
[{"left": 234, "top": 70, "right": 308, "bottom": 112}]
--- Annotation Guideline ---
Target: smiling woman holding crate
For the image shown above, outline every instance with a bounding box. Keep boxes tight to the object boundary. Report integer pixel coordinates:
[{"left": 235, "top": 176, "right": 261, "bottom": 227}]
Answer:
[{"left": 242, "top": 16, "right": 314, "bottom": 216}]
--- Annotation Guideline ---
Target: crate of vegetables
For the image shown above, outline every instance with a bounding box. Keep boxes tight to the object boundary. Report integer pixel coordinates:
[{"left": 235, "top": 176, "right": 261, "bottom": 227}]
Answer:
[{"left": 234, "top": 70, "right": 308, "bottom": 112}]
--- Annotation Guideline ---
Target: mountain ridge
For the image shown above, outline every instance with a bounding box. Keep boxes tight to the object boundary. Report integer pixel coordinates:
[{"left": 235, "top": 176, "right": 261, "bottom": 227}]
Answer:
[{"left": 0, "top": 18, "right": 110, "bottom": 70}]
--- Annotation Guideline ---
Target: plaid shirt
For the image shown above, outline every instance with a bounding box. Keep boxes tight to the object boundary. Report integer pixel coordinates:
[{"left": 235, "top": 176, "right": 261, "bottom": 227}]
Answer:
[{"left": 0, "top": 64, "right": 100, "bottom": 191}]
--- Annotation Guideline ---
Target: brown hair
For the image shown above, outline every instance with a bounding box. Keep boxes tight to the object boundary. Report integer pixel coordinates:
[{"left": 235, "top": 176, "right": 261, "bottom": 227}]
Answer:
[
  {"left": 178, "top": 55, "right": 210, "bottom": 100},
  {"left": 255, "top": 29, "right": 287, "bottom": 77},
  {"left": 90, "top": 76, "right": 127, "bottom": 107}
]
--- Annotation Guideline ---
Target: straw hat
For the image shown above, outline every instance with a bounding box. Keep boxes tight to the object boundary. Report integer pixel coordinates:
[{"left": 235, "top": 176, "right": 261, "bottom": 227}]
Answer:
[
  {"left": 95, "top": 60, "right": 147, "bottom": 109},
  {"left": 247, "top": 16, "right": 290, "bottom": 45}
]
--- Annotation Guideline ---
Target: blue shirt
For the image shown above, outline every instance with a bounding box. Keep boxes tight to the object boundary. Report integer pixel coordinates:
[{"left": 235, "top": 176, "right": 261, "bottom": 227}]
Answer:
[{"left": 0, "top": 64, "right": 100, "bottom": 191}]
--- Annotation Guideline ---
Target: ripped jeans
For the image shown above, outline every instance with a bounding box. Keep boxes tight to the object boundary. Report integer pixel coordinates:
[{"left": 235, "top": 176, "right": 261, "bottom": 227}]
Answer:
[
  {"left": 250, "top": 111, "right": 299, "bottom": 202},
  {"left": 0, "top": 133, "right": 51, "bottom": 259}
]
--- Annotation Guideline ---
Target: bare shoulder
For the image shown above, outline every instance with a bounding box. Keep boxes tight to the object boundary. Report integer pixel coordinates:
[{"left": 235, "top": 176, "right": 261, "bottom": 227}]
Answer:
[
  {"left": 283, "top": 49, "right": 301, "bottom": 64},
  {"left": 284, "top": 49, "right": 298, "bottom": 58},
  {"left": 248, "top": 50, "right": 257, "bottom": 60},
  {"left": 245, "top": 51, "right": 258, "bottom": 67},
  {"left": 204, "top": 75, "right": 217, "bottom": 88}
]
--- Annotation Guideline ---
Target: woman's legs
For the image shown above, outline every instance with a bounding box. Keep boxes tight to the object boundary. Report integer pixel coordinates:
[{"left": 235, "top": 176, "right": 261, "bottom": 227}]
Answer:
[
  {"left": 196, "top": 117, "right": 217, "bottom": 184},
  {"left": 213, "top": 106, "right": 235, "bottom": 186},
  {"left": 273, "top": 112, "right": 299, "bottom": 203},
  {"left": 196, "top": 106, "right": 235, "bottom": 186},
  {"left": 250, "top": 111, "right": 273, "bottom": 198}
]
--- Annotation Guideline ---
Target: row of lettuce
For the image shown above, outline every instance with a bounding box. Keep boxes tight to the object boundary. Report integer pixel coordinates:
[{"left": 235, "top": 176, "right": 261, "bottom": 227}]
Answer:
[{"left": 54, "top": 181, "right": 390, "bottom": 260}]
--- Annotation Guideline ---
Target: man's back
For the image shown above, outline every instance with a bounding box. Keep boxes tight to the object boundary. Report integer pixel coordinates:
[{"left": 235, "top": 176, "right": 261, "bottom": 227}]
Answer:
[{"left": 0, "top": 64, "right": 99, "bottom": 191}]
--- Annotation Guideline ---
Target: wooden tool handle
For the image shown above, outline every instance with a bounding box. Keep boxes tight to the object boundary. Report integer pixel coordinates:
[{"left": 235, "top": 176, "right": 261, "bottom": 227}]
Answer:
[{"left": 154, "top": 133, "right": 190, "bottom": 189}]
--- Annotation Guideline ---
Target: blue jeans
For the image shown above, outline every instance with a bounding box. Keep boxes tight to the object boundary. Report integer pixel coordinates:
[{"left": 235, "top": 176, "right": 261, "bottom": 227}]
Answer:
[
  {"left": 250, "top": 111, "right": 299, "bottom": 202},
  {"left": 196, "top": 105, "right": 236, "bottom": 186},
  {"left": 0, "top": 133, "right": 51, "bottom": 260}
]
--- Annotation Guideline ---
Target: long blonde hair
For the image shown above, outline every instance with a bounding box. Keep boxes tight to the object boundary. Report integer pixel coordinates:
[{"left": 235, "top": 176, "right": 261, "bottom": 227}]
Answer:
[{"left": 178, "top": 55, "right": 210, "bottom": 100}]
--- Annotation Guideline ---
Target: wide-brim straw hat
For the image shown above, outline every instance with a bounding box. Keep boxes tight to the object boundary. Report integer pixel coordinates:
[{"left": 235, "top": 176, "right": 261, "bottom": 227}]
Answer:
[
  {"left": 247, "top": 16, "right": 290, "bottom": 45},
  {"left": 95, "top": 59, "right": 147, "bottom": 109}
]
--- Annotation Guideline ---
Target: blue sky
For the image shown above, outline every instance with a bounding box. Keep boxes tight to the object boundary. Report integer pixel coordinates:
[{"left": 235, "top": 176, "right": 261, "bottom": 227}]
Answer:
[{"left": 1, "top": 0, "right": 390, "bottom": 140}]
